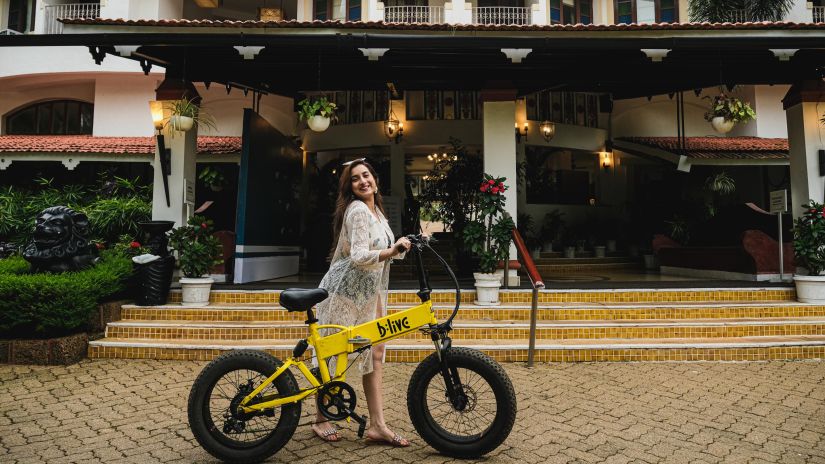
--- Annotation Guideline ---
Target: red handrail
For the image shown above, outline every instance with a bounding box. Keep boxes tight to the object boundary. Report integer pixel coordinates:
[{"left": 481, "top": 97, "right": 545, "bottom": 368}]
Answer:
[{"left": 511, "top": 228, "right": 544, "bottom": 289}]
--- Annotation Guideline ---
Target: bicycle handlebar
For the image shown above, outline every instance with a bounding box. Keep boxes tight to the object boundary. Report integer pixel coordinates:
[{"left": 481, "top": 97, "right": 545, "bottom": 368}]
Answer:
[{"left": 404, "top": 234, "right": 461, "bottom": 331}]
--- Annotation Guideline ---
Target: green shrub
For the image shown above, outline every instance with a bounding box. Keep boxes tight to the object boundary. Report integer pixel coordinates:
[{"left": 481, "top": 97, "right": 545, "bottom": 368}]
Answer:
[{"left": 0, "top": 252, "right": 132, "bottom": 338}]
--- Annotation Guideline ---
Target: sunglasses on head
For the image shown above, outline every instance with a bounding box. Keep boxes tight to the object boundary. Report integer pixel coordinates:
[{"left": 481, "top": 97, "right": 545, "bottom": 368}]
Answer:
[{"left": 341, "top": 157, "right": 366, "bottom": 167}]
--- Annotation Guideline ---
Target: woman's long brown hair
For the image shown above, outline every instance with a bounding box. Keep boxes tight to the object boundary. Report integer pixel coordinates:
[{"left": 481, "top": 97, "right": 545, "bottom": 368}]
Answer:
[{"left": 329, "top": 159, "right": 386, "bottom": 258}]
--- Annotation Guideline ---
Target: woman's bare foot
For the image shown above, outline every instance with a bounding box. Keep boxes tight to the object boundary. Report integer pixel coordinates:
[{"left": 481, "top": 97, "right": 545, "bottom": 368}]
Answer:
[
  {"left": 312, "top": 422, "right": 341, "bottom": 442},
  {"left": 365, "top": 426, "right": 410, "bottom": 447}
]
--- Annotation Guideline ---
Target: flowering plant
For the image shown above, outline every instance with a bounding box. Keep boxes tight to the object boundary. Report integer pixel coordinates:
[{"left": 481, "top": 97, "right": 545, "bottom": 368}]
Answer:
[
  {"left": 111, "top": 234, "right": 151, "bottom": 257},
  {"left": 462, "top": 174, "right": 514, "bottom": 274},
  {"left": 792, "top": 200, "right": 825, "bottom": 276},
  {"left": 703, "top": 93, "right": 756, "bottom": 124},
  {"left": 168, "top": 215, "right": 223, "bottom": 278}
]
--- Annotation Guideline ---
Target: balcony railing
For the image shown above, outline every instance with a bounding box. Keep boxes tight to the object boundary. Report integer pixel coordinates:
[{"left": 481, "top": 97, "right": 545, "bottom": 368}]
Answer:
[
  {"left": 44, "top": 3, "right": 100, "bottom": 34},
  {"left": 814, "top": 6, "right": 825, "bottom": 23},
  {"left": 472, "top": 7, "right": 531, "bottom": 25},
  {"left": 721, "top": 9, "right": 749, "bottom": 22},
  {"left": 384, "top": 5, "right": 444, "bottom": 24}
]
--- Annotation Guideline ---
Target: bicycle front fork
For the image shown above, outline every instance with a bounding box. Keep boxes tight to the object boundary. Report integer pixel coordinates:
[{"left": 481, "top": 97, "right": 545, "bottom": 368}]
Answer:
[{"left": 432, "top": 333, "right": 469, "bottom": 411}]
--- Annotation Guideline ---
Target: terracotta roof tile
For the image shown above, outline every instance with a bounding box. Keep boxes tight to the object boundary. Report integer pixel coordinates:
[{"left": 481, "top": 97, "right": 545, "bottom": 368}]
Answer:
[
  {"left": 0, "top": 135, "right": 241, "bottom": 155},
  {"left": 62, "top": 18, "right": 825, "bottom": 32},
  {"left": 618, "top": 136, "right": 789, "bottom": 160}
]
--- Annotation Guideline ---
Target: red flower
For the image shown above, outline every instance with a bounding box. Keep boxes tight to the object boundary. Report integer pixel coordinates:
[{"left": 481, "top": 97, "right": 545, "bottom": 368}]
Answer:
[
  {"left": 479, "top": 186, "right": 486, "bottom": 192},
  {"left": 498, "top": 182, "right": 504, "bottom": 188},
  {"left": 491, "top": 187, "right": 499, "bottom": 194},
  {"left": 488, "top": 179, "right": 495, "bottom": 185},
  {"left": 129, "top": 241, "right": 141, "bottom": 248},
  {"left": 95, "top": 243, "right": 105, "bottom": 250},
  {"left": 201, "top": 222, "right": 208, "bottom": 229}
]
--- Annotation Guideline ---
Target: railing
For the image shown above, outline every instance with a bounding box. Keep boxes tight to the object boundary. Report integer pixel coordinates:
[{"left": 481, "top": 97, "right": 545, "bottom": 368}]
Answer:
[
  {"left": 507, "top": 220, "right": 545, "bottom": 367},
  {"left": 814, "top": 6, "right": 825, "bottom": 23},
  {"left": 472, "top": 7, "right": 531, "bottom": 25},
  {"left": 384, "top": 6, "right": 444, "bottom": 24},
  {"left": 721, "top": 9, "right": 750, "bottom": 23},
  {"left": 44, "top": 3, "right": 100, "bottom": 34}
]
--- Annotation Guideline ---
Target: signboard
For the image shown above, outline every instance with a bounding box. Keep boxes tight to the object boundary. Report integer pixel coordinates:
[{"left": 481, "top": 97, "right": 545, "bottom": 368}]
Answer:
[
  {"left": 382, "top": 196, "right": 403, "bottom": 236},
  {"left": 769, "top": 190, "right": 787, "bottom": 214},
  {"left": 184, "top": 179, "right": 195, "bottom": 206}
]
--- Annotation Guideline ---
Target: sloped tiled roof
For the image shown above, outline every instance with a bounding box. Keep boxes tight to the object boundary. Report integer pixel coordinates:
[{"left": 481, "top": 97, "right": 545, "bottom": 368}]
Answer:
[
  {"left": 0, "top": 135, "right": 242, "bottom": 155},
  {"left": 62, "top": 18, "right": 825, "bottom": 32},
  {"left": 618, "top": 136, "right": 788, "bottom": 160}
]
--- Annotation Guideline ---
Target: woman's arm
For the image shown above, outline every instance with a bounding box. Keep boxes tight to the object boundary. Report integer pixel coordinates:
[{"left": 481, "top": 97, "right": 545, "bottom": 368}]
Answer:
[{"left": 348, "top": 205, "right": 408, "bottom": 265}]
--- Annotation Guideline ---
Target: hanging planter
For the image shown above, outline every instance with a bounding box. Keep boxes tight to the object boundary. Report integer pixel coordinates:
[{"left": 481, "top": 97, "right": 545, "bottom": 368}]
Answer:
[
  {"left": 164, "top": 97, "right": 217, "bottom": 134},
  {"left": 703, "top": 93, "right": 756, "bottom": 134},
  {"left": 298, "top": 96, "right": 337, "bottom": 133},
  {"left": 710, "top": 116, "right": 735, "bottom": 134}
]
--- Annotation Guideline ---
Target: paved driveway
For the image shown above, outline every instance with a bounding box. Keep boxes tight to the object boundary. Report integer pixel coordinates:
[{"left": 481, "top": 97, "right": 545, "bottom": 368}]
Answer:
[{"left": 1, "top": 359, "right": 824, "bottom": 463}]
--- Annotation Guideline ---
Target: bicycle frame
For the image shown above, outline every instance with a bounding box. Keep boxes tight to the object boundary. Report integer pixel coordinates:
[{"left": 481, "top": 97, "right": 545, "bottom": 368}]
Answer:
[
  {"left": 238, "top": 235, "right": 456, "bottom": 415},
  {"left": 239, "top": 300, "right": 437, "bottom": 413}
]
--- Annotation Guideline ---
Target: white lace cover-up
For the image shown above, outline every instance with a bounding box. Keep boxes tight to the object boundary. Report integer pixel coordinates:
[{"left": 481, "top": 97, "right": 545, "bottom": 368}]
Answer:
[{"left": 316, "top": 200, "right": 404, "bottom": 375}]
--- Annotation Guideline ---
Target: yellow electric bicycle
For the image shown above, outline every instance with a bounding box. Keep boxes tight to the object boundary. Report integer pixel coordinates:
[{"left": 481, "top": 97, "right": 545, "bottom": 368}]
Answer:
[{"left": 187, "top": 234, "right": 517, "bottom": 463}]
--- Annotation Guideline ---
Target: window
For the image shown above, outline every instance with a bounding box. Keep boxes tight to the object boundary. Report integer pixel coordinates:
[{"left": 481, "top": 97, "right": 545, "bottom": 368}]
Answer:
[
  {"left": 6, "top": 100, "right": 94, "bottom": 135},
  {"left": 550, "top": 0, "right": 592, "bottom": 24},
  {"left": 313, "top": 0, "right": 361, "bottom": 21},
  {"left": 7, "top": 0, "right": 35, "bottom": 33},
  {"left": 616, "top": 0, "right": 678, "bottom": 24}
]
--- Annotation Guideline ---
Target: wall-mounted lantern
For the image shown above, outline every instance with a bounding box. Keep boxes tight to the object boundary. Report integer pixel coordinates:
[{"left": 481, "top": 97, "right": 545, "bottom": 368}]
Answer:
[
  {"left": 149, "top": 100, "right": 172, "bottom": 206},
  {"left": 539, "top": 120, "right": 555, "bottom": 142},
  {"left": 515, "top": 122, "right": 528, "bottom": 143}
]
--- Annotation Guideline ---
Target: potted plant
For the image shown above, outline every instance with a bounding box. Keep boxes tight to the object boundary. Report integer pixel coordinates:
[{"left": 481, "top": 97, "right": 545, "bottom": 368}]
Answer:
[
  {"left": 517, "top": 213, "right": 541, "bottom": 259},
  {"left": 168, "top": 215, "right": 223, "bottom": 306},
  {"left": 703, "top": 93, "right": 756, "bottom": 134},
  {"left": 297, "top": 96, "right": 337, "bottom": 132},
  {"left": 792, "top": 200, "right": 825, "bottom": 303},
  {"left": 164, "top": 97, "right": 217, "bottom": 133},
  {"left": 540, "top": 210, "right": 564, "bottom": 252},
  {"left": 463, "top": 174, "right": 514, "bottom": 305},
  {"left": 198, "top": 166, "right": 227, "bottom": 192}
]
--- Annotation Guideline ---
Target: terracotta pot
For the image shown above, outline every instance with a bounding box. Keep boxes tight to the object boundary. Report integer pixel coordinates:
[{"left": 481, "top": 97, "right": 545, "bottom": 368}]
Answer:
[
  {"left": 307, "top": 115, "right": 331, "bottom": 132},
  {"left": 711, "top": 116, "right": 735, "bottom": 134}
]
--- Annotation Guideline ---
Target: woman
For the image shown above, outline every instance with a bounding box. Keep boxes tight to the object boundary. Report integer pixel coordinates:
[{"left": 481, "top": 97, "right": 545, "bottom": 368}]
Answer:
[{"left": 312, "top": 159, "right": 412, "bottom": 447}]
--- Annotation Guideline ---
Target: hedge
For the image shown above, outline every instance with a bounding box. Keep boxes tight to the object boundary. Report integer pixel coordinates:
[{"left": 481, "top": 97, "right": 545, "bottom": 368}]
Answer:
[{"left": 0, "top": 252, "right": 132, "bottom": 338}]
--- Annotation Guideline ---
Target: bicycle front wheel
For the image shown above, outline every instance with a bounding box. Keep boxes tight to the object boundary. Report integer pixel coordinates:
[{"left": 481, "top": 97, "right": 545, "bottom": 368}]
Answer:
[
  {"left": 187, "top": 350, "right": 301, "bottom": 464},
  {"left": 407, "top": 347, "right": 517, "bottom": 458}
]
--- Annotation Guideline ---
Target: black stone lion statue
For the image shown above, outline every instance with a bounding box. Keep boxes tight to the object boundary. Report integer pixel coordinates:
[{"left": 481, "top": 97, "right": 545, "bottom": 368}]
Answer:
[{"left": 23, "top": 206, "right": 99, "bottom": 273}]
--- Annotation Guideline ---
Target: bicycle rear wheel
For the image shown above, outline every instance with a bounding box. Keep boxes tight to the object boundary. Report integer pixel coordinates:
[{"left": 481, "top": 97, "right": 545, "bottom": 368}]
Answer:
[
  {"left": 187, "top": 350, "right": 301, "bottom": 464},
  {"left": 407, "top": 347, "right": 517, "bottom": 458}
]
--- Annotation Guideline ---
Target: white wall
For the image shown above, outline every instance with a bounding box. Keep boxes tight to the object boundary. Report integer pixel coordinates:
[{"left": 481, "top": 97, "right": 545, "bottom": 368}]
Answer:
[
  {"left": 0, "top": 75, "right": 95, "bottom": 134},
  {"left": 613, "top": 86, "right": 787, "bottom": 139},
  {"left": 92, "top": 74, "right": 158, "bottom": 137},
  {"left": 192, "top": 84, "right": 297, "bottom": 137},
  {"left": 0, "top": 46, "right": 153, "bottom": 78}
]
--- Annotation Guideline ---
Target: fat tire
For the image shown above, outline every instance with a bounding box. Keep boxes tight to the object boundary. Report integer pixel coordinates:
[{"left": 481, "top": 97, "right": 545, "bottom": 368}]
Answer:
[
  {"left": 407, "top": 347, "right": 517, "bottom": 458},
  {"left": 188, "top": 350, "right": 301, "bottom": 464}
]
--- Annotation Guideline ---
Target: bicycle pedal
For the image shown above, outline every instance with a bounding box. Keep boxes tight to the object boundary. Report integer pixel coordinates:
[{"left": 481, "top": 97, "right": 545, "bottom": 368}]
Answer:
[{"left": 348, "top": 412, "right": 368, "bottom": 438}]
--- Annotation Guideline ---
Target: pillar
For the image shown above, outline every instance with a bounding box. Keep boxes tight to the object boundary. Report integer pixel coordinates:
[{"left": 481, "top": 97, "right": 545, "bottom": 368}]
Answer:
[
  {"left": 482, "top": 96, "right": 518, "bottom": 257},
  {"left": 151, "top": 125, "right": 198, "bottom": 227},
  {"left": 783, "top": 80, "right": 825, "bottom": 218},
  {"left": 445, "top": 0, "right": 472, "bottom": 24}
]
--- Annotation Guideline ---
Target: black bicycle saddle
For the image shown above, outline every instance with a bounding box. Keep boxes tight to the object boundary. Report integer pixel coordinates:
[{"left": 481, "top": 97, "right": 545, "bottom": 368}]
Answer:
[{"left": 279, "top": 288, "right": 329, "bottom": 312}]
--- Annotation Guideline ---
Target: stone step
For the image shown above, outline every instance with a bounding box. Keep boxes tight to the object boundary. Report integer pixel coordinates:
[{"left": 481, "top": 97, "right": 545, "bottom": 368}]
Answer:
[
  {"left": 167, "top": 287, "right": 796, "bottom": 305},
  {"left": 535, "top": 262, "right": 641, "bottom": 273},
  {"left": 87, "top": 335, "right": 825, "bottom": 362},
  {"left": 104, "top": 318, "right": 825, "bottom": 342},
  {"left": 122, "top": 301, "right": 825, "bottom": 323}
]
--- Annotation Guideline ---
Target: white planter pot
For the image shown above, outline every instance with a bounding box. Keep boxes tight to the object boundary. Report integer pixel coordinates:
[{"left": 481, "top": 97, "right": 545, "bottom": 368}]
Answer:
[
  {"left": 606, "top": 240, "right": 617, "bottom": 253},
  {"left": 307, "top": 115, "right": 331, "bottom": 132},
  {"left": 180, "top": 277, "right": 214, "bottom": 307},
  {"left": 170, "top": 115, "right": 194, "bottom": 132},
  {"left": 594, "top": 246, "right": 606, "bottom": 258},
  {"left": 564, "top": 247, "right": 575, "bottom": 259},
  {"left": 711, "top": 116, "right": 735, "bottom": 134},
  {"left": 543, "top": 241, "right": 554, "bottom": 252},
  {"left": 473, "top": 272, "right": 501, "bottom": 306},
  {"left": 793, "top": 275, "right": 825, "bottom": 304}
]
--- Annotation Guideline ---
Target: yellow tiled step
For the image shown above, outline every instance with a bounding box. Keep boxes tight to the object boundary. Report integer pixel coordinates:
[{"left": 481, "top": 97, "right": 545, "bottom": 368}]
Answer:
[
  {"left": 87, "top": 336, "right": 825, "bottom": 363},
  {"left": 104, "top": 318, "right": 825, "bottom": 341},
  {"left": 167, "top": 287, "right": 796, "bottom": 305},
  {"left": 121, "top": 301, "right": 825, "bottom": 323}
]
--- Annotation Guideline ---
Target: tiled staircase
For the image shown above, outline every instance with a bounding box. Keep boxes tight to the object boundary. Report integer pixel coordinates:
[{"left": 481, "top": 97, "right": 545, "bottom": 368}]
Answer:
[{"left": 88, "top": 287, "right": 825, "bottom": 362}]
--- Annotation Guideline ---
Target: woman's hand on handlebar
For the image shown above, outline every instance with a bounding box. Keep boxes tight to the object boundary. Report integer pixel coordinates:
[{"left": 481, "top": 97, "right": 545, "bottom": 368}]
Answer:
[{"left": 394, "top": 237, "right": 412, "bottom": 255}]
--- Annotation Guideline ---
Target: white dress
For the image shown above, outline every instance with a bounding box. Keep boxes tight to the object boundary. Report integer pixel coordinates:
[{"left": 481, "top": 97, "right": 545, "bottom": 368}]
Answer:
[{"left": 316, "top": 200, "right": 403, "bottom": 375}]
